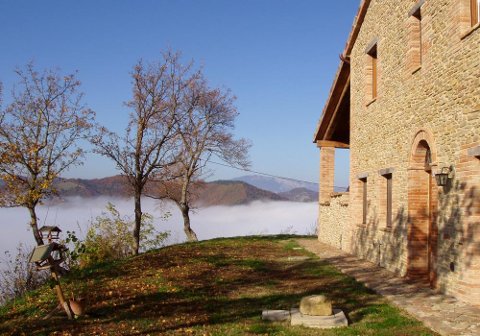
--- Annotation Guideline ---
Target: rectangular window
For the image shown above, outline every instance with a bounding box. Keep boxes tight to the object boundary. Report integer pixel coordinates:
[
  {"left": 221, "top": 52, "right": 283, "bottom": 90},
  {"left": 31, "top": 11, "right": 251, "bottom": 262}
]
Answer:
[
  {"left": 378, "top": 167, "right": 394, "bottom": 229},
  {"left": 370, "top": 46, "right": 378, "bottom": 99},
  {"left": 365, "top": 39, "right": 378, "bottom": 104},
  {"left": 414, "top": 9, "right": 422, "bottom": 66},
  {"left": 362, "top": 179, "right": 368, "bottom": 224},
  {"left": 357, "top": 173, "right": 369, "bottom": 225},
  {"left": 407, "top": 5, "right": 422, "bottom": 73},
  {"left": 386, "top": 174, "right": 393, "bottom": 228},
  {"left": 472, "top": 0, "right": 480, "bottom": 26}
]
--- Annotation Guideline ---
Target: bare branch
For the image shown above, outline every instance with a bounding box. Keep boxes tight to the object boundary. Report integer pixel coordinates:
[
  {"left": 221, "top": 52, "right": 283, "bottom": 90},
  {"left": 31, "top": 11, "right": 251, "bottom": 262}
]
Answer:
[
  {"left": 0, "top": 64, "right": 94, "bottom": 245},
  {"left": 90, "top": 52, "right": 197, "bottom": 254},
  {"left": 151, "top": 69, "right": 251, "bottom": 242}
]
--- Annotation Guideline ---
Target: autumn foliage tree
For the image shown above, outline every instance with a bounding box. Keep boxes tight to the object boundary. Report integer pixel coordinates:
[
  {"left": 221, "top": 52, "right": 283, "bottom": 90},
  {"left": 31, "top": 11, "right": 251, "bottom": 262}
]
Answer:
[
  {"left": 0, "top": 64, "right": 95, "bottom": 246},
  {"left": 92, "top": 52, "right": 197, "bottom": 255},
  {"left": 153, "top": 74, "right": 250, "bottom": 242}
]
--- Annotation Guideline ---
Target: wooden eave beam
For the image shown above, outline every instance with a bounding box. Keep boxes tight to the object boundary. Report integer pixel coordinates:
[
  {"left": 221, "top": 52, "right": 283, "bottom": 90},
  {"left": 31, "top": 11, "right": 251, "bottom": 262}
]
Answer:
[
  {"left": 344, "top": 0, "right": 372, "bottom": 58},
  {"left": 325, "top": 79, "right": 350, "bottom": 140},
  {"left": 316, "top": 140, "right": 350, "bottom": 149},
  {"left": 313, "top": 62, "right": 350, "bottom": 142},
  {"left": 313, "top": 0, "right": 371, "bottom": 144}
]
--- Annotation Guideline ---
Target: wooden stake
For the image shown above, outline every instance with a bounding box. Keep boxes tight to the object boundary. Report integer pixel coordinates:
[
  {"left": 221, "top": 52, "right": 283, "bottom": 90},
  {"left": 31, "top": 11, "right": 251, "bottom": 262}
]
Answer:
[{"left": 51, "top": 269, "right": 74, "bottom": 320}]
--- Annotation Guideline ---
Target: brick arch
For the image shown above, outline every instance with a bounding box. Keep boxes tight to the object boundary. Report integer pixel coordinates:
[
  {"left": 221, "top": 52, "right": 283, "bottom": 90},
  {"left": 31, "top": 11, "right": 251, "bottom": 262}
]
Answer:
[
  {"left": 409, "top": 129, "right": 438, "bottom": 169},
  {"left": 407, "top": 128, "right": 438, "bottom": 288}
]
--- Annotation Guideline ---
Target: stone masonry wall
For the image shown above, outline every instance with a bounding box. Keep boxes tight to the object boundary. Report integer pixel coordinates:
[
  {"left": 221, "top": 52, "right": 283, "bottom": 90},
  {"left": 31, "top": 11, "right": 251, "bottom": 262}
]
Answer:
[
  {"left": 318, "top": 193, "right": 349, "bottom": 250},
  {"left": 346, "top": 0, "right": 480, "bottom": 305},
  {"left": 319, "top": 147, "right": 335, "bottom": 204}
]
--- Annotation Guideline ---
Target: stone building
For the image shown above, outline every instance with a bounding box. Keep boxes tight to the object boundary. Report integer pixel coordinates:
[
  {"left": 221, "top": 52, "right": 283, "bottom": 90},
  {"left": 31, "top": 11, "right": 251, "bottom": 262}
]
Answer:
[{"left": 314, "top": 0, "right": 480, "bottom": 305}]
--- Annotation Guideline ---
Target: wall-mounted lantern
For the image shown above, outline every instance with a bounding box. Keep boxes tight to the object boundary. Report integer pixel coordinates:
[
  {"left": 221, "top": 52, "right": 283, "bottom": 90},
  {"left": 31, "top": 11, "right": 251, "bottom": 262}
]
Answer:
[{"left": 434, "top": 165, "right": 453, "bottom": 186}]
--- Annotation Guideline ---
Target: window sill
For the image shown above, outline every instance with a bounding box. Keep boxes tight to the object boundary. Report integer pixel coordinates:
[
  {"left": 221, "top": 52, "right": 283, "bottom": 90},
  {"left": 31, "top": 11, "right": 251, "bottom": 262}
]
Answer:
[
  {"left": 380, "top": 227, "right": 392, "bottom": 233},
  {"left": 468, "top": 146, "right": 480, "bottom": 158},
  {"left": 461, "top": 22, "right": 480, "bottom": 40},
  {"left": 411, "top": 65, "right": 422, "bottom": 74},
  {"left": 366, "top": 98, "right": 377, "bottom": 107}
]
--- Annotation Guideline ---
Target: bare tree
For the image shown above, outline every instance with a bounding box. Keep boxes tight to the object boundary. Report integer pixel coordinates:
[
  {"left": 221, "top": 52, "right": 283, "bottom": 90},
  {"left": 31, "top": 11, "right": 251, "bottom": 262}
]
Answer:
[
  {"left": 153, "top": 76, "right": 250, "bottom": 241},
  {"left": 0, "top": 64, "right": 95, "bottom": 246},
  {"left": 92, "top": 52, "right": 196, "bottom": 255}
]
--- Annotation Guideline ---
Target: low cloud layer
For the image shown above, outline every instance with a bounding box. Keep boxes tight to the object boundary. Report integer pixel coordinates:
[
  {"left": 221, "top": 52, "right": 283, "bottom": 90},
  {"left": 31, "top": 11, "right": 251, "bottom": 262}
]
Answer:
[{"left": 0, "top": 197, "right": 318, "bottom": 264}]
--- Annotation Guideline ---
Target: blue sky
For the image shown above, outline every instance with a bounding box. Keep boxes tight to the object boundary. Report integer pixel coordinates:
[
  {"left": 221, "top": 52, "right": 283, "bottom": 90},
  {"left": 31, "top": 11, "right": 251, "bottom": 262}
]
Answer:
[{"left": 0, "top": 0, "right": 358, "bottom": 188}]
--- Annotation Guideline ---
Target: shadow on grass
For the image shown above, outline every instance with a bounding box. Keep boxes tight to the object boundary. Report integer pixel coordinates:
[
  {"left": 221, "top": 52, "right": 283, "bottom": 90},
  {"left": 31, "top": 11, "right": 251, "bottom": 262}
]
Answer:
[{"left": 0, "top": 235, "right": 433, "bottom": 336}]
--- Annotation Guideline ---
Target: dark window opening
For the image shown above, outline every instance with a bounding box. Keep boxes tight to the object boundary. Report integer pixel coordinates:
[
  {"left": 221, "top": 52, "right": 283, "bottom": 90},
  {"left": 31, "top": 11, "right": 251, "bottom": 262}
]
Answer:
[
  {"left": 413, "top": 8, "right": 422, "bottom": 65},
  {"left": 386, "top": 174, "right": 393, "bottom": 228},
  {"left": 368, "top": 45, "right": 378, "bottom": 99},
  {"left": 362, "top": 179, "right": 368, "bottom": 224}
]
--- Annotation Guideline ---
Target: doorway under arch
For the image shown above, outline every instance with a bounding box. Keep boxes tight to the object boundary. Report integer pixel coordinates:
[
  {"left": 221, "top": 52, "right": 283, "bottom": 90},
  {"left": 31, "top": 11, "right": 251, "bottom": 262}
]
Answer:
[{"left": 407, "top": 133, "right": 438, "bottom": 288}]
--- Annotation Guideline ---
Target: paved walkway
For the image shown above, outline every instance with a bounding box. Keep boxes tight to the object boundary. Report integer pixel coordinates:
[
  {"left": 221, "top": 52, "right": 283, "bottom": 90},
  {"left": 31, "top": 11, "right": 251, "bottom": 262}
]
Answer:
[{"left": 297, "top": 239, "right": 480, "bottom": 336}]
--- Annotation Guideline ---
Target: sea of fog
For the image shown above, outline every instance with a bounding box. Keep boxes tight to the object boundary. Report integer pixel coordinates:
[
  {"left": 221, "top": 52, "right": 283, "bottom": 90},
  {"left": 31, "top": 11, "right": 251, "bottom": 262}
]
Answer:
[{"left": 0, "top": 197, "right": 317, "bottom": 266}]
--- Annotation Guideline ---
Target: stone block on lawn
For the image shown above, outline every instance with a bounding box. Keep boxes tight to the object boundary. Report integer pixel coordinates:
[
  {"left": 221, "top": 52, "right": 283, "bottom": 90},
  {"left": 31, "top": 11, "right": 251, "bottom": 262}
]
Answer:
[
  {"left": 262, "top": 310, "right": 290, "bottom": 321},
  {"left": 291, "top": 308, "right": 348, "bottom": 329},
  {"left": 300, "top": 295, "right": 333, "bottom": 316}
]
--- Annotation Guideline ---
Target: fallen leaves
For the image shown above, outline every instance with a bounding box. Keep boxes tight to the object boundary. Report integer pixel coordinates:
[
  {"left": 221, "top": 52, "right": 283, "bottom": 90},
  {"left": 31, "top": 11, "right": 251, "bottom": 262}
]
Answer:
[{"left": 0, "top": 237, "right": 438, "bottom": 336}]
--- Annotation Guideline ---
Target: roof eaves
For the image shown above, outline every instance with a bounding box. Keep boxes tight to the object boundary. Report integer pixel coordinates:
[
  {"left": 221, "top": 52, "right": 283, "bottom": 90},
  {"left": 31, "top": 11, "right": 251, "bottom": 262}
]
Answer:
[
  {"left": 343, "top": 0, "right": 372, "bottom": 58},
  {"left": 313, "top": 60, "right": 349, "bottom": 142},
  {"left": 313, "top": 0, "right": 371, "bottom": 143}
]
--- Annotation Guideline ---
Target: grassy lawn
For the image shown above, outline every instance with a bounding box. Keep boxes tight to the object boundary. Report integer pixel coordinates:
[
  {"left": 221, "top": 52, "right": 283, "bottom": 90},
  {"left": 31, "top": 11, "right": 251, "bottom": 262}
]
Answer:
[{"left": 0, "top": 235, "right": 438, "bottom": 335}]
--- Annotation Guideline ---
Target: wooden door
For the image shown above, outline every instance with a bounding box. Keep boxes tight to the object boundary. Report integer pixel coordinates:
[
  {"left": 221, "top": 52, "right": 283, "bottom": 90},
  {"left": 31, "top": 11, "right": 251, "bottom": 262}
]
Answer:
[{"left": 427, "top": 172, "right": 438, "bottom": 288}]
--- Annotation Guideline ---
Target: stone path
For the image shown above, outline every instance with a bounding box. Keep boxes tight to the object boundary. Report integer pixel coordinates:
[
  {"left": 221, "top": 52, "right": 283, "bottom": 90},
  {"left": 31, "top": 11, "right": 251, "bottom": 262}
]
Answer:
[{"left": 297, "top": 239, "right": 480, "bottom": 336}]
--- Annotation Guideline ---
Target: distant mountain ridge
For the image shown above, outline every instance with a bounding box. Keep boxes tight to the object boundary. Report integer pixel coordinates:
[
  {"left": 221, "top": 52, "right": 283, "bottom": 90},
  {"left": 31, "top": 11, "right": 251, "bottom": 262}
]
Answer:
[
  {"left": 195, "top": 180, "right": 286, "bottom": 207},
  {"left": 50, "top": 176, "right": 290, "bottom": 206},
  {"left": 23, "top": 175, "right": 321, "bottom": 206},
  {"left": 233, "top": 175, "right": 318, "bottom": 193},
  {"left": 54, "top": 175, "right": 130, "bottom": 198},
  {"left": 278, "top": 187, "right": 318, "bottom": 203}
]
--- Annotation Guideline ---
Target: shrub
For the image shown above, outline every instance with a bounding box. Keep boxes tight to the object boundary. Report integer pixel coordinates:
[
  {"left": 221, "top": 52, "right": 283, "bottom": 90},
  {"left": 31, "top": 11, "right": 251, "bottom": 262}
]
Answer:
[
  {"left": 61, "top": 230, "right": 86, "bottom": 269},
  {"left": 0, "top": 243, "right": 49, "bottom": 306},
  {"left": 79, "top": 202, "right": 170, "bottom": 266}
]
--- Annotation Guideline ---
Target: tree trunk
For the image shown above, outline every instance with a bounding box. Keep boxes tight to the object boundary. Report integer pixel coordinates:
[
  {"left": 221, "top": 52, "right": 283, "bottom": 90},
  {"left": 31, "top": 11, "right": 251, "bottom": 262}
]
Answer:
[
  {"left": 28, "top": 205, "right": 44, "bottom": 246},
  {"left": 133, "top": 189, "right": 142, "bottom": 255},
  {"left": 180, "top": 203, "right": 198, "bottom": 242}
]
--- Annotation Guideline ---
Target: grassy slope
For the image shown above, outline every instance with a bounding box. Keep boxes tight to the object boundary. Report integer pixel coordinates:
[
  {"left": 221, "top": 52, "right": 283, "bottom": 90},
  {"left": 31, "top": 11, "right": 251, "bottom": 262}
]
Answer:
[{"left": 0, "top": 236, "right": 437, "bottom": 336}]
